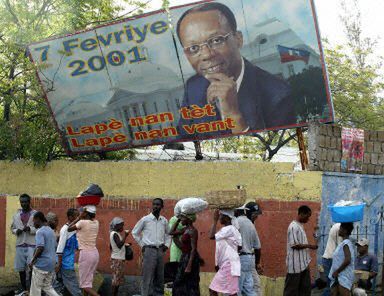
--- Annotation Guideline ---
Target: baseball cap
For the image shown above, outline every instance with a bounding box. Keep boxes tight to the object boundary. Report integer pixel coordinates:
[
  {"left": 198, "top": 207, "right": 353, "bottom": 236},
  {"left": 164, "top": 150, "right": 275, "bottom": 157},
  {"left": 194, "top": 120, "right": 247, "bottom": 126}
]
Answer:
[
  {"left": 356, "top": 238, "right": 369, "bottom": 246},
  {"left": 245, "top": 202, "right": 262, "bottom": 215},
  {"left": 84, "top": 205, "right": 96, "bottom": 214}
]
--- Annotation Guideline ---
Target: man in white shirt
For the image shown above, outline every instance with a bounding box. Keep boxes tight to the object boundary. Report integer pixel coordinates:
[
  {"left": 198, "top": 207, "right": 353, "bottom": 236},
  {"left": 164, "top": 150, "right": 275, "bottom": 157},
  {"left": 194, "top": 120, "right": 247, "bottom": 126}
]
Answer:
[
  {"left": 283, "top": 205, "right": 318, "bottom": 296},
  {"left": 132, "top": 198, "right": 171, "bottom": 296},
  {"left": 321, "top": 223, "right": 341, "bottom": 296}
]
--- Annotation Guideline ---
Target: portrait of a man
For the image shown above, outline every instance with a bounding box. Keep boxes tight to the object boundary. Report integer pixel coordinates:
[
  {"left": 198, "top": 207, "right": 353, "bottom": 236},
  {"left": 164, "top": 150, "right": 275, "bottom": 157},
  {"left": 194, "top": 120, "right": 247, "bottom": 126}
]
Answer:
[{"left": 176, "top": 2, "right": 296, "bottom": 137}]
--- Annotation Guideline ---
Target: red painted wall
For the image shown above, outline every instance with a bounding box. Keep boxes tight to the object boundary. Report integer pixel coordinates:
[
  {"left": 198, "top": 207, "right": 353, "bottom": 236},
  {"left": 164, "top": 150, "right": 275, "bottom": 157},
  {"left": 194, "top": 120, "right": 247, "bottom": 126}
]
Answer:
[
  {"left": 29, "top": 198, "right": 320, "bottom": 278},
  {"left": 0, "top": 196, "right": 6, "bottom": 266}
]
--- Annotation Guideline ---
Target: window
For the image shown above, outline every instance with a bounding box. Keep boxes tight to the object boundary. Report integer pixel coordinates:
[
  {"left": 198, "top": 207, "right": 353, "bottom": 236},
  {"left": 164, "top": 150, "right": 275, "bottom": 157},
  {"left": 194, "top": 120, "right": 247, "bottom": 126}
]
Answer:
[{"left": 288, "top": 64, "right": 295, "bottom": 76}]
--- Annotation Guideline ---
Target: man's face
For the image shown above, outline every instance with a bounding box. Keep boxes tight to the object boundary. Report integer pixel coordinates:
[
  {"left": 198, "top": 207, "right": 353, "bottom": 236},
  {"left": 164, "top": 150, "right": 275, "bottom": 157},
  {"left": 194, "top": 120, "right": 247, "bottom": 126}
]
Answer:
[
  {"left": 357, "top": 244, "right": 368, "bottom": 255},
  {"left": 179, "top": 10, "right": 243, "bottom": 78},
  {"left": 49, "top": 217, "right": 59, "bottom": 230},
  {"left": 299, "top": 212, "right": 311, "bottom": 223},
  {"left": 152, "top": 199, "right": 163, "bottom": 214},
  {"left": 20, "top": 197, "right": 31, "bottom": 212},
  {"left": 33, "top": 217, "right": 41, "bottom": 229},
  {"left": 68, "top": 210, "right": 79, "bottom": 223}
]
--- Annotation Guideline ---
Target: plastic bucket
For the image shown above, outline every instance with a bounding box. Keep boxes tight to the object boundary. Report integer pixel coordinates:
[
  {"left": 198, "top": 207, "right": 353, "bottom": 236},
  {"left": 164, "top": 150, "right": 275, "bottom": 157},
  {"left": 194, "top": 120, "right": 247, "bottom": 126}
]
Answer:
[
  {"left": 328, "top": 203, "right": 365, "bottom": 223},
  {"left": 76, "top": 195, "right": 101, "bottom": 206}
]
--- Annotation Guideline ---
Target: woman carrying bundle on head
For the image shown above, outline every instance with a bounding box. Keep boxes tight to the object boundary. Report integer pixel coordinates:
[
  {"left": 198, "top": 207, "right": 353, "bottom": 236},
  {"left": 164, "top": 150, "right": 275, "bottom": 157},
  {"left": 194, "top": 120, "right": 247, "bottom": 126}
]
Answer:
[
  {"left": 170, "top": 213, "right": 200, "bottom": 296},
  {"left": 109, "top": 217, "right": 130, "bottom": 296},
  {"left": 68, "top": 205, "right": 99, "bottom": 296},
  {"left": 208, "top": 209, "right": 242, "bottom": 296}
]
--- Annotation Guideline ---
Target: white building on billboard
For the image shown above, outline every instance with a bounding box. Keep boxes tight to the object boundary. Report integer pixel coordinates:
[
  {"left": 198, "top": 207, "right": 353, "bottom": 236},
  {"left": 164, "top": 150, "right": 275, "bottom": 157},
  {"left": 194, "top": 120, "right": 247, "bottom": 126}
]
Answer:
[{"left": 242, "top": 18, "right": 322, "bottom": 79}]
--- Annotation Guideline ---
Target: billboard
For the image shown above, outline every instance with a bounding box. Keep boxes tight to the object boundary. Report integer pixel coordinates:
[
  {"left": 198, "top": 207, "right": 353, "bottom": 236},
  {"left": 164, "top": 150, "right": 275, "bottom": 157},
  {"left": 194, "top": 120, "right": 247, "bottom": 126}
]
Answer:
[{"left": 28, "top": 0, "right": 333, "bottom": 154}]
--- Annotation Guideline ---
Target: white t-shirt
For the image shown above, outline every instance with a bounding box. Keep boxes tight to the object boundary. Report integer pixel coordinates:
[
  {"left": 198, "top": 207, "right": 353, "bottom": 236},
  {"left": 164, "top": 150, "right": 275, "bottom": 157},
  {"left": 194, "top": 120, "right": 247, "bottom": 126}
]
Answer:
[
  {"left": 110, "top": 231, "right": 125, "bottom": 260},
  {"left": 322, "top": 223, "right": 342, "bottom": 259}
]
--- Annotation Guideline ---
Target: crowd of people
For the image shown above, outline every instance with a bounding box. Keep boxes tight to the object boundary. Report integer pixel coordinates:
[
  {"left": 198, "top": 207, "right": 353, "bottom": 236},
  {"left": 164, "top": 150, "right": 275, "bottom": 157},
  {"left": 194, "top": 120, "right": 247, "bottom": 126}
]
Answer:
[{"left": 10, "top": 194, "right": 379, "bottom": 296}]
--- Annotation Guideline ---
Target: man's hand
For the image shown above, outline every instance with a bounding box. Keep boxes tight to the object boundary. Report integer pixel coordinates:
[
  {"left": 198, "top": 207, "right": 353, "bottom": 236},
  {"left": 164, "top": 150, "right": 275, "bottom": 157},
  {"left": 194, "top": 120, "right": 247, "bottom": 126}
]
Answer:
[
  {"left": 160, "top": 244, "right": 168, "bottom": 252},
  {"left": 23, "top": 226, "right": 31, "bottom": 232},
  {"left": 332, "top": 271, "right": 339, "bottom": 278},
  {"left": 256, "top": 264, "right": 263, "bottom": 275},
  {"left": 213, "top": 209, "right": 220, "bottom": 222},
  {"left": 28, "top": 260, "right": 35, "bottom": 271},
  {"left": 291, "top": 244, "right": 303, "bottom": 250},
  {"left": 309, "top": 245, "right": 318, "bottom": 250},
  {"left": 16, "top": 229, "right": 23, "bottom": 236},
  {"left": 185, "top": 265, "right": 192, "bottom": 273},
  {"left": 205, "top": 73, "right": 247, "bottom": 132}
]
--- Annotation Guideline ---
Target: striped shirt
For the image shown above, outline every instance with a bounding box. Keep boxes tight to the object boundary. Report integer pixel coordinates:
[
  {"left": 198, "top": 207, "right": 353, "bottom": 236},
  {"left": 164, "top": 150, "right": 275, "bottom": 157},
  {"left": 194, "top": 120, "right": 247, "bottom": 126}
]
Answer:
[{"left": 286, "top": 220, "right": 311, "bottom": 274}]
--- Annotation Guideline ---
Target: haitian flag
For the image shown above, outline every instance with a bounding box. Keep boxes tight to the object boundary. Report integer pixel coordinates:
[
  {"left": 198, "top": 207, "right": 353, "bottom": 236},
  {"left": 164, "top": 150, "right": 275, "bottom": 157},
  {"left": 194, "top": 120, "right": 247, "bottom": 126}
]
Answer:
[{"left": 277, "top": 45, "right": 310, "bottom": 64}]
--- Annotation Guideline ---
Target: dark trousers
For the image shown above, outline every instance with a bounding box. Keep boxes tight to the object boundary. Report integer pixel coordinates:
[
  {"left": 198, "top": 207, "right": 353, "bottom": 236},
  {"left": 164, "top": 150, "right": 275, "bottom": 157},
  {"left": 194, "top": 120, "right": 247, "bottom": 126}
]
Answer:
[
  {"left": 141, "top": 247, "right": 165, "bottom": 296},
  {"left": 283, "top": 268, "right": 311, "bottom": 296},
  {"left": 322, "top": 258, "right": 333, "bottom": 296}
]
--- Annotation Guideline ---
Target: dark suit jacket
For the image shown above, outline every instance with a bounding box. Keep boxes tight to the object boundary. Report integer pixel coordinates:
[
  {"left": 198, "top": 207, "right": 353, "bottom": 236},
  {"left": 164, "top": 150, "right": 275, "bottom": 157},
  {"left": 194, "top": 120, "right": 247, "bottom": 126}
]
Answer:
[{"left": 177, "top": 59, "right": 296, "bottom": 139}]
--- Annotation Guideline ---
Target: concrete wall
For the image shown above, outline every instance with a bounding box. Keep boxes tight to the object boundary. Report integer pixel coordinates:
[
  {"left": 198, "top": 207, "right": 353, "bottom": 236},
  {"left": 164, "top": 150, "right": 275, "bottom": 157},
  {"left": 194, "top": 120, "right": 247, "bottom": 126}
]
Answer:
[
  {"left": 0, "top": 160, "right": 323, "bottom": 294},
  {"left": 0, "top": 161, "right": 321, "bottom": 201}
]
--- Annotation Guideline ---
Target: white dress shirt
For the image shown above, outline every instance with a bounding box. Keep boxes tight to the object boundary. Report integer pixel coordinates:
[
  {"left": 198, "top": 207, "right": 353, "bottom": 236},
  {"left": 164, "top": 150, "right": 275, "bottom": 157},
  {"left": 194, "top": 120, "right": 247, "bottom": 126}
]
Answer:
[{"left": 132, "top": 213, "right": 171, "bottom": 248}]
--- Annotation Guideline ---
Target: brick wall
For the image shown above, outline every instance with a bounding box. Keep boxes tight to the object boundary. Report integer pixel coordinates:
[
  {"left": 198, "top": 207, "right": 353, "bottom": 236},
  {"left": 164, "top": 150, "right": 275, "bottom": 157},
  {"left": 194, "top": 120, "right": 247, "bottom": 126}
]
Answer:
[
  {"left": 308, "top": 123, "right": 384, "bottom": 174},
  {"left": 28, "top": 197, "right": 320, "bottom": 278}
]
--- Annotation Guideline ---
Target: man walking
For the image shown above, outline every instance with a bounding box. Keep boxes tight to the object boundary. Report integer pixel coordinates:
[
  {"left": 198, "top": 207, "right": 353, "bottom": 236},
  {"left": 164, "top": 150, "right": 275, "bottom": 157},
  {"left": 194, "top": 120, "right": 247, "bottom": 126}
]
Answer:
[
  {"left": 11, "top": 193, "right": 37, "bottom": 296},
  {"left": 55, "top": 208, "right": 82, "bottom": 296},
  {"left": 283, "top": 205, "right": 318, "bottom": 296},
  {"left": 29, "top": 211, "right": 60, "bottom": 296},
  {"left": 132, "top": 198, "right": 171, "bottom": 296},
  {"left": 235, "top": 204, "right": 260, "bottom": 296},
  {"left": 321, "top": 223, "right": 341, "bottom": 296},
  {"left": 245, "top": 202, "right": 263, "bottom": 296}
]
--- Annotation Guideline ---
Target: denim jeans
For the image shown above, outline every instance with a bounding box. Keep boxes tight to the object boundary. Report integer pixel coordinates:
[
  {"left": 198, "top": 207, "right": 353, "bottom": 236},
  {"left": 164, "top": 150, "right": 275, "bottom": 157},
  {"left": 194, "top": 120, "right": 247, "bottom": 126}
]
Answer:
[
  {"left": 53, "top": 269, "right": 82, "bottom": 296},
  {"left": 322, "top": 258, "right": 332, "bottom": 296},
  {"left": 238, "top": 255, "right": 256, "bottom": 296}
]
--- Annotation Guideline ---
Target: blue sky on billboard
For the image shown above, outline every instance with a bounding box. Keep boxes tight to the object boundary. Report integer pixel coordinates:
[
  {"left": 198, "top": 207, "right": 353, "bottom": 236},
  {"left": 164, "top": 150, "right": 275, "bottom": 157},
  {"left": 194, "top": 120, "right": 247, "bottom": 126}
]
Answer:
[{"left": 124, "top": 0, "right": 383, "bottom": 59}]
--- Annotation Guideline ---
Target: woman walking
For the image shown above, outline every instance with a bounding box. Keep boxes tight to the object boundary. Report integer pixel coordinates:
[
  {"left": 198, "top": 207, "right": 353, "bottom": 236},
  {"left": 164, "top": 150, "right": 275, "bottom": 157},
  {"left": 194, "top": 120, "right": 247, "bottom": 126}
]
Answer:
[
  {"left": 109, "top": 217, "right": 130, "bottom": 296},
  {"left": 170, "top": 213, "right": 200, "bottom": 296},
  {"left": 329, "top": 222, "right": 355, "bottom": 296},
  {"left": 68, "top": 205, "right": 99, "bottom": 296},
  {"left": 208, "top": 209, "right": 242, "bottom": 296}
]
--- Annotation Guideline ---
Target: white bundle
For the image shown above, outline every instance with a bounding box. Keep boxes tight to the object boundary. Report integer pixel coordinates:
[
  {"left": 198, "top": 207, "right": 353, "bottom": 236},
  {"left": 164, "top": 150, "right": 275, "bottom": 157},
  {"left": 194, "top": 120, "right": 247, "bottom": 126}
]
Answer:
[
  {"left": 174, "top": 197, "right": 208, "bottom": 215},
  {"left": 334, "top": 200, "right": 363, "bottom": 207}
]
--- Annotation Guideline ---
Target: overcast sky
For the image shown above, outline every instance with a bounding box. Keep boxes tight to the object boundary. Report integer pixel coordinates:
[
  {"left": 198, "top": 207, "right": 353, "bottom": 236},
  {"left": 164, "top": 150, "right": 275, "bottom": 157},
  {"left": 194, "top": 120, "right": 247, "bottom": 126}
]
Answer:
[{"left": 121, "top": 0, "right": 383, "bottom": 59}]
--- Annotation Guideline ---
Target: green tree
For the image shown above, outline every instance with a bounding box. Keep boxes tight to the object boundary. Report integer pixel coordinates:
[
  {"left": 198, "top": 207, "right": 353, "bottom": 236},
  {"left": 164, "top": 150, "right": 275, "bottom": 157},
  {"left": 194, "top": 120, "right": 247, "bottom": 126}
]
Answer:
[{"left": 325, "top": 0, "right": 384, "bottom": 130}]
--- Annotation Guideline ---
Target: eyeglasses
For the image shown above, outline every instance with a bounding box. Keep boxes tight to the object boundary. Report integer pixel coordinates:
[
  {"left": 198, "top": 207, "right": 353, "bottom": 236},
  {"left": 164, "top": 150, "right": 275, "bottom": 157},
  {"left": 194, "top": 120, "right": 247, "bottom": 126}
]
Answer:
[{"left": 183, "top": 32, "right": 234, "bottom": 56}]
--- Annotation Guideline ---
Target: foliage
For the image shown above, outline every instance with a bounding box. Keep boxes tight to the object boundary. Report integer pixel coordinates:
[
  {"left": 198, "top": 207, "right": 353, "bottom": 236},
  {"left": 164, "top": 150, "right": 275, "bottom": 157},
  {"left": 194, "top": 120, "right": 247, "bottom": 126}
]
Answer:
[
  {"left": 324, "top": 0, "right": 384, "bottom": 130},
  {"left": 202, "top": 129, "right": 298, "bottom": 161}
]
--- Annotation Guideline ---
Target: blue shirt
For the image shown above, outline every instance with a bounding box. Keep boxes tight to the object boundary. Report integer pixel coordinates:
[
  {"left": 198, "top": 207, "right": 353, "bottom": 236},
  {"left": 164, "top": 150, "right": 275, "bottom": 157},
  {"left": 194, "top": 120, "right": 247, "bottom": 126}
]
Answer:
[
  {"left": 35, "top": 225, "right": 57, "bottom": 272},
  {"left": 355, "top": 254, "right": 378, "bottom": 273},
  {"left": 57, "top": 224, "right": 78, "bottom": 270}
]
